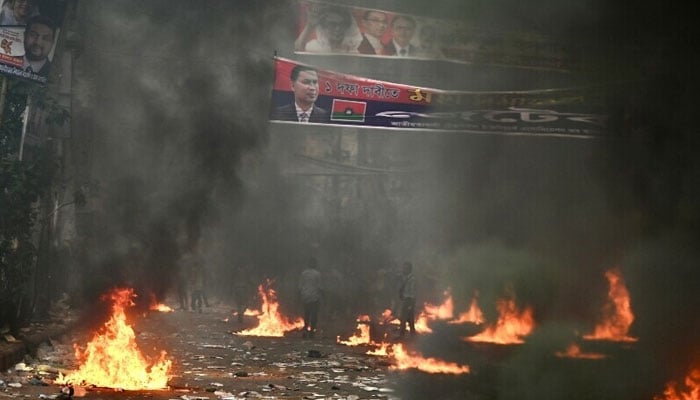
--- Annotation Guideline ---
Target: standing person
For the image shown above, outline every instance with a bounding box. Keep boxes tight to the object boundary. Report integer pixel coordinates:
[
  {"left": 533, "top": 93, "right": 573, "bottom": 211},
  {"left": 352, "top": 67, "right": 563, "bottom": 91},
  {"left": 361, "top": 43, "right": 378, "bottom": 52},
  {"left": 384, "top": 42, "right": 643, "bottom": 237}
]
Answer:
[
  {"left": 383, "top": 15, "right": 418, "bottom": 57},
  {"left": 183, "top": 247, "right": 205, "bottom": 313},
  {"left": 190, "top": 265, "right": 205, "bottom": 313},
  {"left": 398, "top": 261, "right": 416, "bottom": 337},
  {"left": 272, "top": 64, "right": 328, "bottom": 123},
  {"left": 356, "top": 10, "right": 388, "bottom": 55},
  {"left": 22, "top": 15, "right": 56, "bottom": 77},
  {"left": 298, "top": 256, "right": 322, "bottom": 338}
]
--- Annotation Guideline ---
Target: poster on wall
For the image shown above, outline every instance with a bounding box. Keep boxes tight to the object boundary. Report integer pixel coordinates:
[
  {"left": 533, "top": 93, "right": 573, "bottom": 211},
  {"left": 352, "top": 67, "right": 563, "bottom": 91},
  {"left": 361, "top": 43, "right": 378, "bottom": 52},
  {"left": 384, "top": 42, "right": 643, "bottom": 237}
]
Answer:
[
  {"left": 293, "top": 0, "right": 579, "bottom": 71},
  {"left": 0, "top": 0, "right": 68, "bottom": 84},
  {"left": 269, "top": 57, "right": 608, "bottom": 138}
]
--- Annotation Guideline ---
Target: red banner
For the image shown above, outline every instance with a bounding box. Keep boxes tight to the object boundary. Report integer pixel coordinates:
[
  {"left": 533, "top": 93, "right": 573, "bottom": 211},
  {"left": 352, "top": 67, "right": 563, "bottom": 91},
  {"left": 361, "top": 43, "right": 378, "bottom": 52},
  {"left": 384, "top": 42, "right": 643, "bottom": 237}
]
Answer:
[{"left": 269, "top": 57, "right": 609, "bottom": 138}]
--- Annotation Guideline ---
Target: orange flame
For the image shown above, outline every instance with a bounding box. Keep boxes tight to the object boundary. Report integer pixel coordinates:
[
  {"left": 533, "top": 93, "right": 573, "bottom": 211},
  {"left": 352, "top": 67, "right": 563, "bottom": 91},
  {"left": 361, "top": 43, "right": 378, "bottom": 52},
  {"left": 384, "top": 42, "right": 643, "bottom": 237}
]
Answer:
[
  {"left": 337, "top": 315, "right": 371, "bottom": 346},
  {"left": 450, "top": 296, "right": 485, "bottom": 325},
  {"left": 367, "top": 342, "right": 391, "bottom": 356},
  {"left": 56, "top": 288, "right": 172, "bottom": 390},
  {"left": 414, "top": 313, "right": 434, "bottom": 334},
  {"left": 555, "top": 343, "right": 607, "bottom": 360},
  {"left": 382, "top": 308, "right": 432, "bottom": 334},
  {"left": 655, "top": 367, "right": 700, "bottom": 400},
  {"left": 419, "top": 290, "right": 486, "bottom": 327},
  {"left": 583, "top": 268, "right": 638, "bottom": 342},
  {"left": 465, "top": 297, "right": 534, "bottom": 344},
  {"left": 235, "top": 281, "right": 304, "bottom": 337},
  {"left": 410, "top": 290, "right": 456, "bottom": 334},
  {"left": 149, "top": 303, "right": 174, "bottom": 313},
  {"left": 148, "top": 294, "right": 174, "bottom": 313},
  {"left": 423, "top": 291, "right": 454, "bottom": 320},
  {"left": 390, "top": 344, "right": 470, "bottom": 374},
  {"left": 232, "top": 308, "right": 262, "bottom": 317}
]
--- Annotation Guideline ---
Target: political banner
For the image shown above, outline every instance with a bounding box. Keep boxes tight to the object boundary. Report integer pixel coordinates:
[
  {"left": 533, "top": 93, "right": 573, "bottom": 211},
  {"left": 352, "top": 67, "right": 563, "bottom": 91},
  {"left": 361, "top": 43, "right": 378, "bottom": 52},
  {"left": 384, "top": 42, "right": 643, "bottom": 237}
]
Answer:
[
  {"left": 294, "top": 0, "right": 584, "bottom": 71},
  {"left": 0, "top": 0, "right": 68, "bottom": 84},
  {"left": 269, "top": 57, "right": 609, "bottom": 138}
]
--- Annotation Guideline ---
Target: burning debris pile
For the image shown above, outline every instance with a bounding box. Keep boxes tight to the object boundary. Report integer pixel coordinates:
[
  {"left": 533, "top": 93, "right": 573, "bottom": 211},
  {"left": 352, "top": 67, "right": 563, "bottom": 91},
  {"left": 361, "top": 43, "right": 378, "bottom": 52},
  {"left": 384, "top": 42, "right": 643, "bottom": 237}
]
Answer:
[
  {"left": 149, "top": 294, "right": 174, "bottom": 313},
  {"left": 55, "top": 288, "right": 172, "bottom": 390},
  {"left": 582, "top": 268, "right": 638, "bottom": 343},
  {"left": 655, "top": 366, "right": 700, "bottom": 400},
  {"left": 463, "top": 291, "right": 535, "bottom": 345},
  {"left": 234, "top": 280, "right": 304, "bottom": 337}
]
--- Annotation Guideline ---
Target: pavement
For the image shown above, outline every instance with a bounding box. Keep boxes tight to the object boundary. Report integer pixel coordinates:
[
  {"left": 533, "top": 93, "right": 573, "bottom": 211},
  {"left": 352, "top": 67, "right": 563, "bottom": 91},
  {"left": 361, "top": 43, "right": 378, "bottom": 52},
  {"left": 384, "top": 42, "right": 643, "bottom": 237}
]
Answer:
[
  {"left": 0, "top": 319, "right": 74, "bottom": 373},
  {"left": 0, "top": 298, "right": 662, "bottom": 400},
  {"left": 0, "top": 301, "right": 414, "bottom": 400}
]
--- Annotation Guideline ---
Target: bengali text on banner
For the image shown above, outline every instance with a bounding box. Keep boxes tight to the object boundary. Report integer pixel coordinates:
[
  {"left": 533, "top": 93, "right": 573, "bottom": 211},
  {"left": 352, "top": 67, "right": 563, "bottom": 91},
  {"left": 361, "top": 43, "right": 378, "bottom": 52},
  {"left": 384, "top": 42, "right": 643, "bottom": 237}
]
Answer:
[{"left": 269, "top": 57, "right": 609, "bottom": 138}]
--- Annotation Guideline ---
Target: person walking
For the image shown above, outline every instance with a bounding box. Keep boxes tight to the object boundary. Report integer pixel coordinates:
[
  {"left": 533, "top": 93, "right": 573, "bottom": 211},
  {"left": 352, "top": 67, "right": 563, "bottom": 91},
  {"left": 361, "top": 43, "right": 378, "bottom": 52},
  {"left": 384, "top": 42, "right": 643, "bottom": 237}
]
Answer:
[
  {"left": 298, "top": 256, "right": 323, "bottom": 338},
  {"left": 398, "top": 261, "right": 416, "bottom": 337}
]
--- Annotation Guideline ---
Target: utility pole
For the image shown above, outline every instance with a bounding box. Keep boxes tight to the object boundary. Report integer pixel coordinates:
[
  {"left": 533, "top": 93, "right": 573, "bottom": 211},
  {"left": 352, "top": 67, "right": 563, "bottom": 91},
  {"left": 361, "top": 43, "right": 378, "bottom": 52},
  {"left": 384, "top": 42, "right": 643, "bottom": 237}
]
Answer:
[{"left": 0, "top": 75, "right": 7, "bottom": 128}]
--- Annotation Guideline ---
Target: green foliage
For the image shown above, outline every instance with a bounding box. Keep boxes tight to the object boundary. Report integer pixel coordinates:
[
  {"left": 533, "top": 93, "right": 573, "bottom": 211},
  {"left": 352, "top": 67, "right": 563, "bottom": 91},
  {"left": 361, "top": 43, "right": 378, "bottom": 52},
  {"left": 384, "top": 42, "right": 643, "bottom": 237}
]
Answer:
[
  {"left": 0, "top": 78, "right": 66, "bottom": 330},
  {"left": 0, "top": 149, "right": 56, "bottom": 326}
]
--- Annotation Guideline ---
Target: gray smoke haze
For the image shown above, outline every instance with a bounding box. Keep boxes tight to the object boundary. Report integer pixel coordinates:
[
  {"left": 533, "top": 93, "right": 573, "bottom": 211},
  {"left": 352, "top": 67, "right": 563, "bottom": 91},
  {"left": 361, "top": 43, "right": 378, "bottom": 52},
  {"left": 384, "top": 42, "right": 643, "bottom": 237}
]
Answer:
[{"left": 66, "top": 0, "right": 699, "bottom": 398}]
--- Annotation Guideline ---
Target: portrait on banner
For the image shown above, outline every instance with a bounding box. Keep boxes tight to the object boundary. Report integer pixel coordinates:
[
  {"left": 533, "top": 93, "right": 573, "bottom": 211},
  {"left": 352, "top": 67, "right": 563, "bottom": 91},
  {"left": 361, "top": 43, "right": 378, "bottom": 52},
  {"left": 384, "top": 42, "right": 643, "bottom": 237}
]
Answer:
[{"left": 0, "top": 0, "right": 67, "bottom": 84}]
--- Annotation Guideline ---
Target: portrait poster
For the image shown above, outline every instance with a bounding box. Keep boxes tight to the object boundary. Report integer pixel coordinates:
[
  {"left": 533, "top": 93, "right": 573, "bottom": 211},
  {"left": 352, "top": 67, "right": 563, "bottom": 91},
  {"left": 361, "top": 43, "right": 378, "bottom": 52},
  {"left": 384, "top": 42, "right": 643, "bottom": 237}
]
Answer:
[
  {"left": 0, "top": 0, "right": 68, "bottom": 84},
  {"left": 269, "top": 57, "right": 609, "bottom": 138},
  {"left": 293, "top": 0, "right": 580, "bottom": 71}
]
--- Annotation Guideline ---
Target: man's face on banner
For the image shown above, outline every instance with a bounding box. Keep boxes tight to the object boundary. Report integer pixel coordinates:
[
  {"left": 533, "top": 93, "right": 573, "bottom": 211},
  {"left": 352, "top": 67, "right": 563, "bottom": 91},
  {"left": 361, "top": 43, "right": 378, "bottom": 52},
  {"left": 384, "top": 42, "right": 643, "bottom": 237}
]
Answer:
[
  {"left": 24, "top": 22, "right": 54, "bottom": 62},
  {"left": 13, "top": 0, "right": 37, "bottom": 21},
  {"left": 363, "top": 11, "right": 388, "bottom": 39},
  {"left": 392, "top": 17, "right": 415, "bottom": 47},
  {"left": 292, "top": 70, "right": 319, "bottom": 108}
]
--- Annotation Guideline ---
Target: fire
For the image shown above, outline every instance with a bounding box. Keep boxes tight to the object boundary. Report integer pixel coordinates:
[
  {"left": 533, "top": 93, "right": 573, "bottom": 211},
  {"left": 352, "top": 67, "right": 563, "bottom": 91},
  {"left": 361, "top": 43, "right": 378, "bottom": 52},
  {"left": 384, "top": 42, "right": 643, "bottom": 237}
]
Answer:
[
  {"left": 583, "top": 268, "right": 638, "bottom": 342},
  {"left": 381, "top": 309, "right": 401, "bottom": 327},
  {"left": 655, "top": 366, "right": 700, "bottom": 400},
  {"left": 464, "top": 297, "right": 535, "bottom": 344},
  {"left": 450, "top": 296, "right": 485, "bottom": 325},
  {"left": 367, "top": 342, "right": 391, "bottom": 356},
  {"left": 423, "top": 290, "right": 454, "bottom": 320},
  {"left": 148, "top": 293, "right": 173, "bottom": 312},
  {"left": 150, "top": 303, "right": 173, "bottom": 312},
  {"left": 390, "top": 344, "right": 470, "bottom": 374},
  {"left": 232, "top": 308, "right": 262, "bottom": 317},
  {"left": 149, "top": 302, "right": 174, "bottom": 313},
  {"left": 419, "top": 290, "right": 486, "bottom": 328},
  {"left": 413, "top": 313, "right": 434, "bottom": 333},
  {"left": 56, "top": 288, "right": 172, "bottom": 390},
  {"left": 555, "top": 343, "right": 607, "bottom": 360},
  {"left": 235, "top": 281, "right": 304, "bottom": 337},
  {"left": 411, "top": 290, "right": 455, "bottom": 334},
  {"left": 337, "top": 315, "right": 371, "bottom": 346}
]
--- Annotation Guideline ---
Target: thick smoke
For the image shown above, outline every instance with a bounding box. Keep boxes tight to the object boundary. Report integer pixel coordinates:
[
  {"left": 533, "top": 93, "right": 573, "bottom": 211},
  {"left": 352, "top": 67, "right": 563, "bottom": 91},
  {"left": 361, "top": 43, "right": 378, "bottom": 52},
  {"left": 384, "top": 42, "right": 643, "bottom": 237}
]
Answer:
[
  {"left": 70, "top": 1, "right": 288, "bottom": 305},
  {"left": 67, "top": 0, "right": 699, "bottom": 398}
]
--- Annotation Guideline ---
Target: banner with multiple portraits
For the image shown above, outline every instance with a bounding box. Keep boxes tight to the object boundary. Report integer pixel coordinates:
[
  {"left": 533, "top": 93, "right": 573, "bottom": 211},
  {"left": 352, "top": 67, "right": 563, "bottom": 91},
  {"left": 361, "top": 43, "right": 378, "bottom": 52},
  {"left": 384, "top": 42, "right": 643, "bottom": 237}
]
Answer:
[
  {"left": 0, "top": 0, "right": 67, "bottom": 84},
  {"left": 269, "top": 57, "right": 608, "bottom": 138},
  {"left": 294, "top": 0, "right": 581, "bottom": 71}
]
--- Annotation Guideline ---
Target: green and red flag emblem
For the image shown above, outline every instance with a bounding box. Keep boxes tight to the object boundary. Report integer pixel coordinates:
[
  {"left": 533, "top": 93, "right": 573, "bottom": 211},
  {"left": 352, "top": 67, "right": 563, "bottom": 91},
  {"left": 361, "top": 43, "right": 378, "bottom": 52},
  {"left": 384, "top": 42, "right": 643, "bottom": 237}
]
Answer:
[{"left": 331, "top": 99, "right": 367, "bottom": 122}]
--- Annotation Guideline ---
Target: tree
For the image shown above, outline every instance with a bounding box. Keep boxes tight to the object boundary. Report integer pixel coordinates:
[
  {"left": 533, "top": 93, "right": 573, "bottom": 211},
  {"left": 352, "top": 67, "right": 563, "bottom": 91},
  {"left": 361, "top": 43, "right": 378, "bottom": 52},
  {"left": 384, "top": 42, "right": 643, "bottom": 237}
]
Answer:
[{"left": 0, "top": 78, "right": 66, "bottom": 333}]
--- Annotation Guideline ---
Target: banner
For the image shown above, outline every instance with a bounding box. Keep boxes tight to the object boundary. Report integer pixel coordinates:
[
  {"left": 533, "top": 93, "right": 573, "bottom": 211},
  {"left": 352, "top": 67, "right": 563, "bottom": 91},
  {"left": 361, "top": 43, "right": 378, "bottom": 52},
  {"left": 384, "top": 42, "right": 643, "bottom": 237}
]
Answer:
[
  {"left": 269, "top": 57, "right": 609, "bottom": 138},
  {"left": 0, "top": 0, "right": 68, "bottom": 84},
  {"left": 294, "top": 1, "right": 584, "bottom": 71}
]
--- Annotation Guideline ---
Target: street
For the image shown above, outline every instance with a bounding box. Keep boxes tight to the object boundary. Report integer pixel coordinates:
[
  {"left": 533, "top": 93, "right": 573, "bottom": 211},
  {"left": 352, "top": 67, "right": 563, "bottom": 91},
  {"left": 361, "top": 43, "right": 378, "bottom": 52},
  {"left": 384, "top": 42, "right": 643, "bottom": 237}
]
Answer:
[
  {"left": 0, "top": 291, "right": 665, "bottom": 400},
  {"left": 0, "top": 301, "right": 470, "bottom": 400}
]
